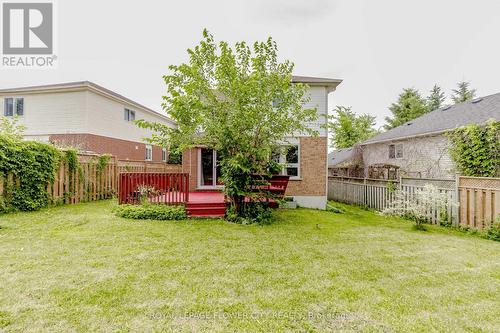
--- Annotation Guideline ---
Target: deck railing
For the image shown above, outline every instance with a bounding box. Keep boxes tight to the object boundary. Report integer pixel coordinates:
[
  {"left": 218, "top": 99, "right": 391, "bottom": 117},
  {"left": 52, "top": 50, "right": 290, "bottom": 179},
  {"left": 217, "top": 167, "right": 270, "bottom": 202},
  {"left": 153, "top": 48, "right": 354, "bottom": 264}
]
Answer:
[{"left": 118, "top": 173, "right": 190, "bottom": 205}]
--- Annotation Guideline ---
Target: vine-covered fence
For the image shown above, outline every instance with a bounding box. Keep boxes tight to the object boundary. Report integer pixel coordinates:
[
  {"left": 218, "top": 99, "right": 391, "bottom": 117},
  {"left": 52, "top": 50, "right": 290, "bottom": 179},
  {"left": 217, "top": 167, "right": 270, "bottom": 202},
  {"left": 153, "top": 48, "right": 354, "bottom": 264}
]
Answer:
[
  {"left": 0, "top": 153, "right": 182, "bottom": 206},
  {"left": 328, "top": 175, "right": 499, "bottom": 229}
]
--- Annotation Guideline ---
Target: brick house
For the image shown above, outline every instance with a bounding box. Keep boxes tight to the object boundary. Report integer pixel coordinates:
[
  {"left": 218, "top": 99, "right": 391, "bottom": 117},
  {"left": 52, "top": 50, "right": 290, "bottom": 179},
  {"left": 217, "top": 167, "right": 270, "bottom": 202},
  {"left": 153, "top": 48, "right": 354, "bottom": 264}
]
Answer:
[
  {"left": 0, "top": 81, "right": 175, "bottom": 162},
  {"left": 181, "top": 76, "right": 342, "bottom": 209},
  {"left": 359, "top": 93, "right": 500, "bottom": 179},
  {"left": 1, "top": 76, "right": 342, "bottom": 209}
]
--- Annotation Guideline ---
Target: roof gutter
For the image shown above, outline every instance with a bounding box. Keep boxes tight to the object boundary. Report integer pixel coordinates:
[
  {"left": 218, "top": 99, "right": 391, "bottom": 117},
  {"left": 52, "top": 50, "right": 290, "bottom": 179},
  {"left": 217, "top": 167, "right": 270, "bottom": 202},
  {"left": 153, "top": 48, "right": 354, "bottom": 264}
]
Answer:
[{"left": 360, "top": 129, "right": 448, "bottom": 146}]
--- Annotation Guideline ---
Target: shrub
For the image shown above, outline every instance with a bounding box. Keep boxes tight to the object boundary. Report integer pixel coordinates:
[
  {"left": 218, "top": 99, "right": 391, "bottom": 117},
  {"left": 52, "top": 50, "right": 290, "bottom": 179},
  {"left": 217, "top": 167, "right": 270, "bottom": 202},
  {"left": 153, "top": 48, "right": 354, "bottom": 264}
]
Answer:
[
  {"left": 447, "top": 120, "right": 500, "bottom": 177},
  {"left": 0, "top": 136, "right": 61, "bottom": 212},
  {"left": 113, "top": 204, "right": 187, "bottom": 220},
  {"left": 383, "top": 184, "right": 456, "bottom": 230},
  {"left": 484, "top": 221, "right": 500, "bottom": 242},
  {"left": 226, "top": 202, "right": 274, "bottom": 225}
]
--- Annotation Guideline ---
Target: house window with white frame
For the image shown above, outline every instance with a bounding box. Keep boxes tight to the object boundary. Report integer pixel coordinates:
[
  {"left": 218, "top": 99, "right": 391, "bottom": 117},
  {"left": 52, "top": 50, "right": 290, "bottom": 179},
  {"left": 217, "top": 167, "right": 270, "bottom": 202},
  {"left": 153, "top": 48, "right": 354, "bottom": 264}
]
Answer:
[
  {"left": 124, "top": 108, "right": 135, "bottom": 122},
  {"left": 145, "top": 145, "right": 153, "bottom": 161},
  {"left": 389, "top": 143, "right": 403, "bottom": 159},
  {"left": 4, "top": 97, "right": 24, "bottom": 116},
  {"left": 272, "top": 144, "right": 300, "bottom": 179},
  {"left": 162, "top": 148, "right": 167, "bottom": 162}
]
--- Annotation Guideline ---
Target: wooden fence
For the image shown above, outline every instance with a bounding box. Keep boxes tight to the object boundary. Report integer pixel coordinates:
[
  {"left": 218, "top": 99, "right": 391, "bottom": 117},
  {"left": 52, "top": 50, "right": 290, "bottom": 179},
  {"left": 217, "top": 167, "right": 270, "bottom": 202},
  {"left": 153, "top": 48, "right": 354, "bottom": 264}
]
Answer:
[
  {"left": 328, "top": 176, "right": 475, "bottom": 227},
  {"left": 0, "top": 153, "right": 183, "bottom": 206},
  {"left": 118, "top": 173, "right": 190, "bottom": 205},
  {"left": 328, "top": 177, "right": 396, "bottom": 211},
  {"left": 48, "top": 154, "right": 118, "bottom": 204},
  {"left": 116, "top": 160, "right": 182, "bottom": 173},
  {"left": 458, "top": 176, "right": 500, "bottom": 229}
]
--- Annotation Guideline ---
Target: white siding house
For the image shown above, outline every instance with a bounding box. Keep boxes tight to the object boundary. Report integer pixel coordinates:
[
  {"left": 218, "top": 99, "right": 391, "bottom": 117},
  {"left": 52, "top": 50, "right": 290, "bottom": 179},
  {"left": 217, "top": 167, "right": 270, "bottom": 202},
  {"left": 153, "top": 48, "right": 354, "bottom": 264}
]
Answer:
[{"left": 0, "top": 81, "right": 175, "bottom": 161}]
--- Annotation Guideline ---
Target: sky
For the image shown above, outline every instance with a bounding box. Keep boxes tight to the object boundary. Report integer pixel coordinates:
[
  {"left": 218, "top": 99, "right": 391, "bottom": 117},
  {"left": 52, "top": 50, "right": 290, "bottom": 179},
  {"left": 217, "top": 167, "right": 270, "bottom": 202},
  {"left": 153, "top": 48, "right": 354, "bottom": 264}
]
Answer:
[{"left": 2, "top": 0, "right": 500, "bottom": 129}]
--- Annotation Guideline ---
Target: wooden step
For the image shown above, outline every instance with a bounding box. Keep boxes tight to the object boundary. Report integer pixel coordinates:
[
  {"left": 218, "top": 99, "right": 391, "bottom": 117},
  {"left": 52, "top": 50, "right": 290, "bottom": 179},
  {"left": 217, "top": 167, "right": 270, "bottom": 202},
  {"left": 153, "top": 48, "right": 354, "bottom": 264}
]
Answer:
[{"left": 186, "top": 202, "right": 227, "bottom": 217}]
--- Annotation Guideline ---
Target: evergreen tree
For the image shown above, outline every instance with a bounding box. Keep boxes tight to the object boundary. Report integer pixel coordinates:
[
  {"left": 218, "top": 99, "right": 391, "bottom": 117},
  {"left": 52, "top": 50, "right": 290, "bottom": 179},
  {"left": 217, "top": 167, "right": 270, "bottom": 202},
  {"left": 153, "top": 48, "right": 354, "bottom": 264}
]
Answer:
[
  {"left": 451, "top": 81, "right": 476, "bottom": 104},
  {"left": 426, "top": 84, "right": 446, "bottom": 111},
  {"left": 384, "top": 88, "right": 428, "bottom": 130}
]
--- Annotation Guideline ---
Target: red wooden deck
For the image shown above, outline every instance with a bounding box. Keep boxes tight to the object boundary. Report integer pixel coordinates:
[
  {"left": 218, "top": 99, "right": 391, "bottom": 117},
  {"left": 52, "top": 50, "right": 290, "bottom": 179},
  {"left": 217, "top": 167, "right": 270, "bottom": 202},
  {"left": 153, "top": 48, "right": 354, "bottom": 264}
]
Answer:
[
  {"left": 118, "top": 173, "right": 289, "bottom": 218},
  {"left": 186, "top": 191, "right": 226, "bottom": 217}
]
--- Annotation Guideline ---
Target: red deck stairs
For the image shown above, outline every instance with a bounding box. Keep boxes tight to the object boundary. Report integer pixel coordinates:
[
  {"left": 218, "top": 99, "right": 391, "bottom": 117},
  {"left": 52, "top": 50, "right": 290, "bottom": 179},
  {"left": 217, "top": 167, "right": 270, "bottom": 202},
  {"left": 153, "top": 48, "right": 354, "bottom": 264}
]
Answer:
[{"left": 186, "top": 192, "right": 226, "bottom": 218}]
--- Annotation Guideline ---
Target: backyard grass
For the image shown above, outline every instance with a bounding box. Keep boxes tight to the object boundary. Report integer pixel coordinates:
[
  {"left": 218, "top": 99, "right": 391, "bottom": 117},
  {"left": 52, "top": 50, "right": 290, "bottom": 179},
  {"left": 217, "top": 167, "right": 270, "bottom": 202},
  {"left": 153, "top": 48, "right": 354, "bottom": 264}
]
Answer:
[{"left": 0, "top": 201, "right": 499, "bottom": 332}]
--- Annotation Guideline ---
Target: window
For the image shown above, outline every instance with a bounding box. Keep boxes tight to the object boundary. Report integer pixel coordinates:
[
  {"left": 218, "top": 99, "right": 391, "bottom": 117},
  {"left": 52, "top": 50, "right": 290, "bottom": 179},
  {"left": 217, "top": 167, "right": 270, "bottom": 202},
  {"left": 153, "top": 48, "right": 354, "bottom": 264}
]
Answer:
[
  {"left": 272, "top": 144, "right": 300, "bottom": 179},
  {"left": 4, "top": 98, "right": 23, "bottom": 116},
  {"left": 389, "top": 145, "right": 395, "bottom": 159},
  {"left": 285, "top": 145, "right": 299, "bottom": 177},
  {"left": 145, "top": 145, "right": 152, "bottom": 161},
  {"left": 395, "top": 144, "right": 403, "bottom": 159},
  {"left": 124, "top": 108, "right": 135, "bottom": 121},
  {"left": 15, "top": 98, "right": 24, "bottom": 116},
  {"left": 4, "top": 98, "right": 13, "bottom": 116},
  {"left": 389, "top": 144, "right": 403, "bottom": 159},
  {"left": 162, "top": 148, "right": 167, "bottom": 162}
]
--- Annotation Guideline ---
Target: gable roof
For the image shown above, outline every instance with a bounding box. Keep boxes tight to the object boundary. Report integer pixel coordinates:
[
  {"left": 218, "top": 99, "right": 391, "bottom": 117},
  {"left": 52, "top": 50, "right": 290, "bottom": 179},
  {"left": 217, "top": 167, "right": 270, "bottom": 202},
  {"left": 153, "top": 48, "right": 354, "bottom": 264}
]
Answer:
[
  {"left": 292, "top": 75, "right": 342, "bottom": 92},
  {"left": 362, "top": 92, "right": 500, "bottom": 145},
  {"left": 328, "top": 148, "right": 354, "bottom": 167},
  {"left": 0, "top": 76, "right": 342, "bottom": 125},
  {"left": 0, "top": 81, "right": 175, "bottom": 125}
]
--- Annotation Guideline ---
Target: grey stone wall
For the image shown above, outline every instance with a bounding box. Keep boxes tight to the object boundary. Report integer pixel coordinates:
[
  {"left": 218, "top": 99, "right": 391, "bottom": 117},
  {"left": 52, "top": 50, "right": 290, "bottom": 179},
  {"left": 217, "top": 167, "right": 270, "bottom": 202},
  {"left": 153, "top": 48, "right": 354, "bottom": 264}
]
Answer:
[{"left": 361, "top": 134, "right": 455, "bottom": 179}]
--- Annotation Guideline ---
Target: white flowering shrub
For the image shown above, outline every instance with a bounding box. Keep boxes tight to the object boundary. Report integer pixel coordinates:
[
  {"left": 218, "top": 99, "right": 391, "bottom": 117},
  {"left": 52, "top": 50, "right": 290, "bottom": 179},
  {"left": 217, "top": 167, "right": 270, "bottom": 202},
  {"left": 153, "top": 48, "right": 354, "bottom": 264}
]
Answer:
[{"left": 383, "top": 184, "right": 456, "bottom": 229}]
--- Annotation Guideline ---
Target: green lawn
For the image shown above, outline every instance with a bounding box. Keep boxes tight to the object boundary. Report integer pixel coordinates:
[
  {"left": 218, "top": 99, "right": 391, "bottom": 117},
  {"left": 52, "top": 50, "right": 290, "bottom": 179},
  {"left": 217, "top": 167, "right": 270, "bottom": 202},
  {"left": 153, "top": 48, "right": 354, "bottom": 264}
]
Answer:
[{"left": 0, "top": 201, "right": 499, "bottom": 332}]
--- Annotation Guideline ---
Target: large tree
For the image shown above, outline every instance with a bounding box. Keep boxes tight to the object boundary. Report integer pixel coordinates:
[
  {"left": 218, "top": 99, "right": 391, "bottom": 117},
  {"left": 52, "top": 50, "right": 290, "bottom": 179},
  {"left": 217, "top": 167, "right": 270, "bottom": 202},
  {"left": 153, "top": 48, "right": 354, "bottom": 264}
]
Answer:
[
  {"left": 327, "top": 106, "right": 378, "bottom": 149},
  {"left": 384, "top": 88, "right": 428, "bottom": 130},
  {"left": 137, "top": 30, "right": 317, "bottom": 221},
  {"left": 451, "top": 81, "right": 476, "bottom": 104},
  {"left": 426, "top": 84, "right": 446, "bottom": 111}
]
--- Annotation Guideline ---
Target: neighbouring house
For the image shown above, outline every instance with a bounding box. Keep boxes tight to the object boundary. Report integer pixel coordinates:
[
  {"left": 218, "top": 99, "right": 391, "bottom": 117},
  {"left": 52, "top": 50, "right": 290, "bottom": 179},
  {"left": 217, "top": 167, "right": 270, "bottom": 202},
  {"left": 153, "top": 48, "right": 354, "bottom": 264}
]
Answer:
[
  {"left": 0, "top": 81, "right": 176, "bottom": 162},
  {"left": 181, "top": 75, "right": 342, "bottom": 209},
  {"left": 359, "top": 93, "right": 500, "bottom": 179},
  {"left": 328, "top": 147, "right": 363, "bottom": 178}
]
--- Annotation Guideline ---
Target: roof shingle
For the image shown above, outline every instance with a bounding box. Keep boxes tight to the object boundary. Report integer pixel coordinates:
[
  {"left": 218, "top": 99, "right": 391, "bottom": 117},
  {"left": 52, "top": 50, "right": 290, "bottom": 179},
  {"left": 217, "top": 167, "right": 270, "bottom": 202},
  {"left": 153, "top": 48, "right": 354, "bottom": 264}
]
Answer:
[{"left": 363, "top": 92, "right": 500, "bottom": 144}]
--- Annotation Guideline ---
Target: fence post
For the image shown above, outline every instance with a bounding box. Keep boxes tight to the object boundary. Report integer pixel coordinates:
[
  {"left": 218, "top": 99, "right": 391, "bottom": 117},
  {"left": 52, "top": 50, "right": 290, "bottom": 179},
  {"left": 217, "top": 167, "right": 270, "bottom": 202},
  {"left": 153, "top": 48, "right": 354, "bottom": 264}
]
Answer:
[
  {"left": 454, "top": 173, "right": 460, "bottom": 227},
  {"left": 363, "top": 177, "right": 367, "bottom": 206}
]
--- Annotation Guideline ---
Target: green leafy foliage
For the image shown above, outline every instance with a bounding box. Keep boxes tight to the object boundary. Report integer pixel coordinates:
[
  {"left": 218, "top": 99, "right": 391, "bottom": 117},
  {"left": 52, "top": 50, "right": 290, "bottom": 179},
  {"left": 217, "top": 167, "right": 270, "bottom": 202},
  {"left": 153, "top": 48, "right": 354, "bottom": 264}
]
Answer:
[
  {"left": 225, "top": 202, "right": 274, "bottom": 225},
  {"left": 447, "top": 120, "right": 500, "bottom": 177},
  {"left": 64, "top": 149, "right": 79, "bottom": 173},
  {"left": 0, "top": 135, "right": 61, "bottom": 212},
  {"left": 96, "top": 154, "right": 111, "bottom": 174},
  {"left": 484, "top": 221, "right": 500, "bottom": 242},
  {"left": 167, "top": 150, "right": 182, "bottom": 164},
  {"left": 113, "top": 204, "right": 187, "bottom": 220},
  {"left": 136, "top": 29, "right": 316, "bottom": 219},
  {"left": 0, "top": 116, "right": 26, "bottom": 141},
  {"left": 384, "top": 88, "right": 429, "bottom": 130},
  {"left": 451, "top": 81, "right": 476, "bottom": 104},
  {"left": 327, "top": 106, "right": 379, "bottom": 148}
]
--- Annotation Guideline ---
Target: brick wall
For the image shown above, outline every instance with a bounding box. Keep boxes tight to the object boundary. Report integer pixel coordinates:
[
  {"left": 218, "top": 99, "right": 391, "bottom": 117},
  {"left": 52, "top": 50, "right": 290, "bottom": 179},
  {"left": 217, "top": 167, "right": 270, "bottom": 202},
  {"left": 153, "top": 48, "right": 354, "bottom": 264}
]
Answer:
[
  {"left": 182, "top": 148, "right": 199, "bottom": 191},
  {"left": 286, "top": 136, "right": 327, "bottom": 197},
  {"left": 181, "top": 138, "right": 328, "bottom": 197},
  {"left": 49, "top": 133, "right": 165, "bottom": 162}
]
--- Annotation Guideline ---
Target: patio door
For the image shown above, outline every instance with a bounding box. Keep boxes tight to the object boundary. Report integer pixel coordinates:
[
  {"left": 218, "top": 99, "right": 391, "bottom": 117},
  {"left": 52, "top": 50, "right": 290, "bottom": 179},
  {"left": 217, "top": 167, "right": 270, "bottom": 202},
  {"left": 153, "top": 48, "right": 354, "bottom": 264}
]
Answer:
[{"left": 198, "top": 148, "right": 223, "bottom": 189}]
